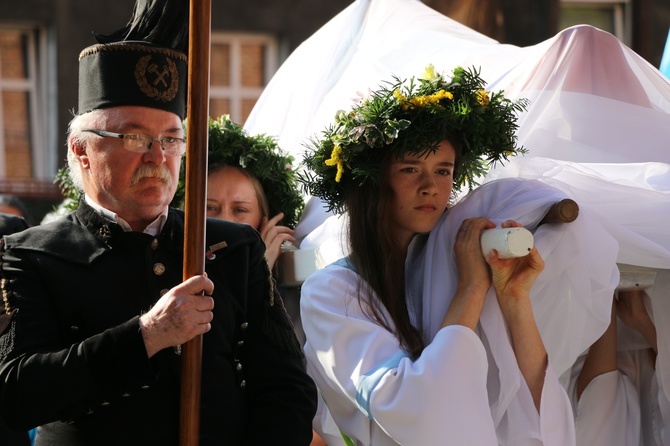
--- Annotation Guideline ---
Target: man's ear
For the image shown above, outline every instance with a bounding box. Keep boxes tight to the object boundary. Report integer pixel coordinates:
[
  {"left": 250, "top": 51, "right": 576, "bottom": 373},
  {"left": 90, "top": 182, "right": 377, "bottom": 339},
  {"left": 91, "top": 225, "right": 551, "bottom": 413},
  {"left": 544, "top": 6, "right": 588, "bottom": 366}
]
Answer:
[{"left": 70, "top": 136, "right": 90, "bottom": 169}]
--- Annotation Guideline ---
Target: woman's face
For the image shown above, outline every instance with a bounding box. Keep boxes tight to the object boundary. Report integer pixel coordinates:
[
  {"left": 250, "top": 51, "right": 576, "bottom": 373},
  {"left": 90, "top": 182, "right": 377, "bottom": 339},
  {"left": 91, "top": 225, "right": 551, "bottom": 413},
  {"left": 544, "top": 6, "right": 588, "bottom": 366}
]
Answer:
[
  {"left": 386, "top": 140, "right": 456, "bottom": 248},
  {"left": 207, "top": 166, "right": 263, "bottom": 229}
]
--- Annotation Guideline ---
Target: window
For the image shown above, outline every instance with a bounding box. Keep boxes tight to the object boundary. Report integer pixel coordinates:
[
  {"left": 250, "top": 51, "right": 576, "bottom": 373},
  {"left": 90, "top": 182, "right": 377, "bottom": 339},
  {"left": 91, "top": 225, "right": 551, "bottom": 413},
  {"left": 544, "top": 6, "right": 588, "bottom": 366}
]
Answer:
[
  {"left": 0, "top": 24, "right": 57, "bottom": 198},
  {"left": 559, "top": 0, "right": 632, "bottom": 45},
  {"left": 209, "top": 33, "right": 279, "bottom": 125}
]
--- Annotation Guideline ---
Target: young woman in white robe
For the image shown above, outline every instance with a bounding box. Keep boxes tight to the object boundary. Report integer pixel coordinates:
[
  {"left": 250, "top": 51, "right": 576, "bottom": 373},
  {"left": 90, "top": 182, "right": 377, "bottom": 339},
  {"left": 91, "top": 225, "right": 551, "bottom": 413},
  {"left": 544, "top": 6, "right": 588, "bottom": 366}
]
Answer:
[{"left": 299, "top": 67, "right": 576, "bottom": 445}]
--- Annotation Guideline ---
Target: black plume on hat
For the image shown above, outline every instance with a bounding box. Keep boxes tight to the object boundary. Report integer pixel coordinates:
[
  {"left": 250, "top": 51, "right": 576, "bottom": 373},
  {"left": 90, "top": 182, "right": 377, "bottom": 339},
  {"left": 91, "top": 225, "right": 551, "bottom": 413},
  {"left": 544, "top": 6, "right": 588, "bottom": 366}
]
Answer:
[
  {"left": 94, "top": 0, "right": 189, "bottom": 53},
  {"left": 78, "top": 0, "right": 189, "bottom": 118}
]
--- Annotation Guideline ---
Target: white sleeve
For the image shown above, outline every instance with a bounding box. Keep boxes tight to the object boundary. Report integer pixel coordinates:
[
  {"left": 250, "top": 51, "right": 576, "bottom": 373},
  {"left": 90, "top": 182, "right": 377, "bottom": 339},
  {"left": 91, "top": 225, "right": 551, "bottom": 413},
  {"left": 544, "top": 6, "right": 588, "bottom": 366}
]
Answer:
[
  {"left": 301, "top": 265, "right": 498, "bottom": 446},
  {"left": 572, "top": 370, "right": 641, "bottom": 446},
  {"left": 493, "top": 360, "right": 576, "bottom": 446}
]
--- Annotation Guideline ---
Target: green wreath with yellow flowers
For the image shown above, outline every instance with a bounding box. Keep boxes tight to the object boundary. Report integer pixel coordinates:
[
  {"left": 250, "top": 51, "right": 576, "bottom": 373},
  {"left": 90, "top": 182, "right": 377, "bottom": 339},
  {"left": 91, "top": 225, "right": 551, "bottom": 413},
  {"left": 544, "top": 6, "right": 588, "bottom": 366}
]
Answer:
[{"left": 300, "top": 65, "right": 529, "bottom": 213}]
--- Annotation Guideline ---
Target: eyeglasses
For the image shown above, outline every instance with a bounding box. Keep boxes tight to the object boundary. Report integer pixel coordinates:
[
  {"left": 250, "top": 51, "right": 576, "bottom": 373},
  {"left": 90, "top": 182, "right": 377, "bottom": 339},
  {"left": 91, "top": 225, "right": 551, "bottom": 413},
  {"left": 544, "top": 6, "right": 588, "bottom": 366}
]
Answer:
[{"left": 82, "top": 129, "right": 186, "bottom": 157}]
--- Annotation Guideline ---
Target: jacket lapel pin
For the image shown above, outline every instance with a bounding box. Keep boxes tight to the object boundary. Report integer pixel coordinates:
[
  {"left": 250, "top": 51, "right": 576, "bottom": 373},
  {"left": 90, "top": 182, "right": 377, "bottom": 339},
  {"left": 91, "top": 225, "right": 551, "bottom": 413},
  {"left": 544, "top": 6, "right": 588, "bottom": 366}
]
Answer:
[
  {"left": 98, "top": 224, "right": 112, "bottom": 243},
  {"left": 205, "top": 241, "right": 228, "bottom": 260}
]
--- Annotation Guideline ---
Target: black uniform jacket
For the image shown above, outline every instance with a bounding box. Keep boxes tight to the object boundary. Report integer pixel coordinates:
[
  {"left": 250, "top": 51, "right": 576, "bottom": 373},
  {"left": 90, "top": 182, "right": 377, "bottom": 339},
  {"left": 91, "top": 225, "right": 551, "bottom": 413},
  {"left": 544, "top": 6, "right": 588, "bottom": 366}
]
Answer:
[
  {"left": 0, "top": 202, "right": 317, "bottom": 445},
  {"left": 0, "top": 213, "right": 28, "bottom": 237}
]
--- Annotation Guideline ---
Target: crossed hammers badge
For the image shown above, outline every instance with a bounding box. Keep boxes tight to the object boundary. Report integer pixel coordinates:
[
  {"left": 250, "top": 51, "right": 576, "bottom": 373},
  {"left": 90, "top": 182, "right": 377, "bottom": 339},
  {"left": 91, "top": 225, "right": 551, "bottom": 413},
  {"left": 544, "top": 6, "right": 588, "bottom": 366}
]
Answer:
[{"left": 135, "top": 54, "right": 179, "bottom": 102}]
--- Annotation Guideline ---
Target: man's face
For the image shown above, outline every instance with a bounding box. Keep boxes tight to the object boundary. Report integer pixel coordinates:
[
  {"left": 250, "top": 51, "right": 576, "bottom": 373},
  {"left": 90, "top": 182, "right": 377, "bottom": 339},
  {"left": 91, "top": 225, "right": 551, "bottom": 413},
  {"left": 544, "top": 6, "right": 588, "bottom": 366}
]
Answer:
[{"left": 74, "top": 106, "right": 183, "bottom": 228}]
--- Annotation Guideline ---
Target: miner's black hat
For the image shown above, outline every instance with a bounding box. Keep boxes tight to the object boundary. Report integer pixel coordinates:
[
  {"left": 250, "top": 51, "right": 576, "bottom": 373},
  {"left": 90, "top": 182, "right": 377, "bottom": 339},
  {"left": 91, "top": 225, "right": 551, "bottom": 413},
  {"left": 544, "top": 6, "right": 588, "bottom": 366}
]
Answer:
[{"left": 77, "top": 0, "right": 189, "bottom": 119}]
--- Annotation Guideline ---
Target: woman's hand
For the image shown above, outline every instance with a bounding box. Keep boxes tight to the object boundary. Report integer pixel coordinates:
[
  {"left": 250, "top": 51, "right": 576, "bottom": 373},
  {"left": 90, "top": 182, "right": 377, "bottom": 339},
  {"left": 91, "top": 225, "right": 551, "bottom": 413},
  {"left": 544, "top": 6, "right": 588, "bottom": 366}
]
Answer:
[
  {"left": 486, "top": 220, "right": 544, "bottom": 312},
  {"left": 454, "top": 217, "right": 496, "bottom": 293},
  {"left": 443, "top": 217, "right": 495, "bottom": 330},
  {"left": 259, "top": 212, "right": 295, "bottom": 270},
  {"left": 616, "top": 289, "right": 657, "bottom": 352}
]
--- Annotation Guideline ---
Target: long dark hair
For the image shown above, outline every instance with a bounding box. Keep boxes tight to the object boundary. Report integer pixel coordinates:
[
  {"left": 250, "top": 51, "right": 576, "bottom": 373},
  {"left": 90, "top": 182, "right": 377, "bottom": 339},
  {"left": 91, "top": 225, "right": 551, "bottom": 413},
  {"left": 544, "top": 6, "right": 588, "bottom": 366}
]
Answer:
[{"left": 345, "top": 136, "right": 462, "bottom": 360}]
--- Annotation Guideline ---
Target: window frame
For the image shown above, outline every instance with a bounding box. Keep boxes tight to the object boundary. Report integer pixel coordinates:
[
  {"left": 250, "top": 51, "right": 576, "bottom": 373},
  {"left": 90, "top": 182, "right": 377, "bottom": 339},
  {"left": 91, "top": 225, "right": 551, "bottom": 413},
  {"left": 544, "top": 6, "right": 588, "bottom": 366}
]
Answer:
[
  {"left": 209, "top": 32, "right": 279, "bottom": 124},
  {"left": 559, "top": 0, "right": 633, "bottom": 45},
  {"left": 0, "top": 23, "right": 55, "bottom": 186}
]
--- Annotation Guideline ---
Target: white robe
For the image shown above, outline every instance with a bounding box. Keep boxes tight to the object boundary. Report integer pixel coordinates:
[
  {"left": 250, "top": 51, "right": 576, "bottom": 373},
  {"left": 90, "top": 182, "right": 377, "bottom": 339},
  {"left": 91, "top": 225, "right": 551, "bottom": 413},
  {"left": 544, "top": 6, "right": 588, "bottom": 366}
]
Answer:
[
  {"left": 302, "top": 264, "right": 497, "bottom": 446},
  {"left": 301, "top": 262, "right": 573, "bottom": 446}
]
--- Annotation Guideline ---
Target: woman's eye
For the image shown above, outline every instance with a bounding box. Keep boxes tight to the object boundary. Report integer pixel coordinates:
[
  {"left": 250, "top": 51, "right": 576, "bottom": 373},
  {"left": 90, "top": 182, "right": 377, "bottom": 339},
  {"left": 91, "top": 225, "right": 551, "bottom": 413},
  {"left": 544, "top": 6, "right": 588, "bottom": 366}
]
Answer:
[
  {"left": 234, "top": 207, "right": 249, "bottom": 214},
  {"left": 206, "top": 204, "right": 218, "bottom": 212}
]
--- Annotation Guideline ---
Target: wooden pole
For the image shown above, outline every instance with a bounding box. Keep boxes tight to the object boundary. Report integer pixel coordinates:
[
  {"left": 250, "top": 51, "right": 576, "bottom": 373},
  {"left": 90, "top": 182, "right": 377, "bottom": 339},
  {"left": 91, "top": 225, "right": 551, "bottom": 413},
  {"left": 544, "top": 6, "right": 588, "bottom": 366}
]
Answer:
[
  {"left": 180, "top": 0, "right": 211, "bottom": 444},
  {"left": 538, "top": 198, "right": 579, "bottom": 225}
]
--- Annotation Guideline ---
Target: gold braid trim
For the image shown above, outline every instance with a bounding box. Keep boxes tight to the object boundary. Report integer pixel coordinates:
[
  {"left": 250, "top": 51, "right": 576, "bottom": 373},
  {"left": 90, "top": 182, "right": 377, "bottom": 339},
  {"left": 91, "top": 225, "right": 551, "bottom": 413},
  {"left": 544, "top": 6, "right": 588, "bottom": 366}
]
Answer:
[
  {"left": 0, "top": 238, "right": 10, "bottom": 314},
  {"left": 79, "top": 43, "right": 187, "bottom": 62}
]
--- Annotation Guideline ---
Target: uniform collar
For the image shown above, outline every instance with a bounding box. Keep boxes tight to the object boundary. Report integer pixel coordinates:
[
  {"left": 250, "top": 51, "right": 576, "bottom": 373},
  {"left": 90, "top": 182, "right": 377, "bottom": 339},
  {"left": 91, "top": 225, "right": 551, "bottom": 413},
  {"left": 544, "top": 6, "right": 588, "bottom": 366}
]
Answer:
[{"left": 84, "top": 194, "right": 168, "bottom": 236}]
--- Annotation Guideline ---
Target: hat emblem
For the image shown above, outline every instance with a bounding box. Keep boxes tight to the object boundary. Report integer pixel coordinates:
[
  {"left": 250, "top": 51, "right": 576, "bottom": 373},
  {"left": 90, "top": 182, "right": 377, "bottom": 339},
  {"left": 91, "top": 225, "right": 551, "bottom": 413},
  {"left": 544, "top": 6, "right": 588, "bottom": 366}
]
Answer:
[{"left": 135, "top": 54, "right": 179, "bottom": 102}]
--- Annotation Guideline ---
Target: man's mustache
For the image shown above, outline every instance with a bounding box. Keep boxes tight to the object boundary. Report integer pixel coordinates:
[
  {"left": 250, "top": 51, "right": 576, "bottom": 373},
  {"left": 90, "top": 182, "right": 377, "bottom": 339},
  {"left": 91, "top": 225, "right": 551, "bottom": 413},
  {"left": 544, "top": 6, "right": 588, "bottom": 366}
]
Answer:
[{"left": 130, "top": 165, "right": 173, "bottom": 188}]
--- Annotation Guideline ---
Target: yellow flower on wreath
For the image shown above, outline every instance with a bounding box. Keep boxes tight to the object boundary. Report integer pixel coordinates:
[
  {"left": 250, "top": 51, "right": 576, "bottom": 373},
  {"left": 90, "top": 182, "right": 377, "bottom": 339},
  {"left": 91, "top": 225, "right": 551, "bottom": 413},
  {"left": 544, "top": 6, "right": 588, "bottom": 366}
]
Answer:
[
  {"left": 325, "top": 145, "right": 345, "bottom": 182},
  {"left": 421, "top": 64, "right": 438, "bottom": 81},
  {"left": 409, "top": 90, "right": 453, "bottom": 108},
  {"left": 393, "top": 89, "right": 407, "bottom": 103},
  {"left": 476, "top": 90, "right": 490, "bottom": 106},
  {"left": 394, "top": 88, "right": 453, "bottom": 110}
]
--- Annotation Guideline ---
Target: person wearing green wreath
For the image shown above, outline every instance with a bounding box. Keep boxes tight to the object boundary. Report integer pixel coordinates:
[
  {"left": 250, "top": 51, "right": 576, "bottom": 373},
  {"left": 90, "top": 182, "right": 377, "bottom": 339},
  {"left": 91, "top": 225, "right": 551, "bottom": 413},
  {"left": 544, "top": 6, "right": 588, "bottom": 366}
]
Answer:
[
  {"left": 299, "top": 65, "right": 575, "bottom": 445},
  {"left": 173, "top": 115, "right": 304, "bottom": 271}
]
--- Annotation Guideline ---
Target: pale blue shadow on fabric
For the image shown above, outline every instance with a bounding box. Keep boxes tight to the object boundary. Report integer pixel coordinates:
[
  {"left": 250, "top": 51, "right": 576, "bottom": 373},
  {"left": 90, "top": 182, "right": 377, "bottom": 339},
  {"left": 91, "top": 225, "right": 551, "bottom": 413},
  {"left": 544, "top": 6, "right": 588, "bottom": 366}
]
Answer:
[
  {"left": 661, "top": 28, "right": 670, "bottom": 78},
  {"left": 355, "top": 351, "right": 409, "bottom": 420}
]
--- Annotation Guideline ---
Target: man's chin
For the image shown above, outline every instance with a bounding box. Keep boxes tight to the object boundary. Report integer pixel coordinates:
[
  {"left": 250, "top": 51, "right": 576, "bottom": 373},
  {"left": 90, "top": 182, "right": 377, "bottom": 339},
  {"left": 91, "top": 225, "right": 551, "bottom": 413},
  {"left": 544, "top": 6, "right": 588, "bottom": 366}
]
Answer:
[{"left": 133, "top": 188, "right": 172, "bottom": 205}]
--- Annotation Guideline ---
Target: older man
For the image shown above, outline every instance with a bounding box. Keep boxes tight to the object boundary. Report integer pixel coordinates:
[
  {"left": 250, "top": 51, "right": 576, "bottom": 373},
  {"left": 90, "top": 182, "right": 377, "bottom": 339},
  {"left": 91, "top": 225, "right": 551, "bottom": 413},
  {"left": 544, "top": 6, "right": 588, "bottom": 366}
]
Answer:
[{"left": 0, "top": 2, "right": 317, "bottom": 445}]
